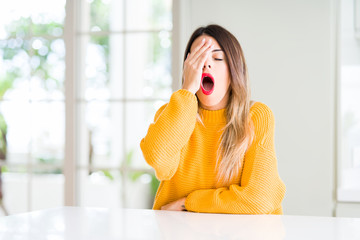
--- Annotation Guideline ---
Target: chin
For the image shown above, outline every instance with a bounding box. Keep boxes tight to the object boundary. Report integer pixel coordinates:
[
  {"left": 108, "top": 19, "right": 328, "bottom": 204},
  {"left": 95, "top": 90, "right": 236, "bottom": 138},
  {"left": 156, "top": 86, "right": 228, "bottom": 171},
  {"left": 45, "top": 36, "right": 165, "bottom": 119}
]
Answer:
[{"left": 197, "top": 93, "right": 223, "bottom": 109}]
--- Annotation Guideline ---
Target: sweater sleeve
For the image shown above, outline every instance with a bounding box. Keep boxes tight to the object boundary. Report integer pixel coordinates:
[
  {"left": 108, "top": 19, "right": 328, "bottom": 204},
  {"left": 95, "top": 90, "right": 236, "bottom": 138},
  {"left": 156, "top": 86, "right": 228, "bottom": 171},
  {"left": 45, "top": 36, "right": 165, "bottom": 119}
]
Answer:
[
  {"left": 140, "top": 89, "right": 198, "bottom": 181},
  {"left": 184, "top": 104, "right": 286, "bottom": 214}
]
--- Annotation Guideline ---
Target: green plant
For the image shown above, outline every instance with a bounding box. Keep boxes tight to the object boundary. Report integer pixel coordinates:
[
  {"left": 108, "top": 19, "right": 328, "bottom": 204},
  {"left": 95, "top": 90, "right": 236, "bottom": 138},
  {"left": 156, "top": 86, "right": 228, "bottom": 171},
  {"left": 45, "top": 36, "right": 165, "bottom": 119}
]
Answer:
[
  {"left": 0, "top": 114, "right": 7, "bottom": 161},
  {"left": 0, "top": 74, "right": 15, "bottom": 161}
]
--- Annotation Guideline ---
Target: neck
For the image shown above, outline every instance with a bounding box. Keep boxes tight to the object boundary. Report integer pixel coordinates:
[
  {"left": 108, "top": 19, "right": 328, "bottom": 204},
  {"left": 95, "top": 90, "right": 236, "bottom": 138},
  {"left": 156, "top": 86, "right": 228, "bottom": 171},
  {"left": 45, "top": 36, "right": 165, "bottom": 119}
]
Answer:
[{"left": 199, "top": 91, "right": 230, "bottom": 111}]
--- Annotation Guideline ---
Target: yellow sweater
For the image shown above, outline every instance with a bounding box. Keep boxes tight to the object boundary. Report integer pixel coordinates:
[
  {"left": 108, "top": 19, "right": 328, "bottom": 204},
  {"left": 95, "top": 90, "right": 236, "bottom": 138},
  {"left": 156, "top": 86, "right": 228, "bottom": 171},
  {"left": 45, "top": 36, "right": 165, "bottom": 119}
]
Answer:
[{"left": 140, "top": 89, "right": 286, "bottom": 214}]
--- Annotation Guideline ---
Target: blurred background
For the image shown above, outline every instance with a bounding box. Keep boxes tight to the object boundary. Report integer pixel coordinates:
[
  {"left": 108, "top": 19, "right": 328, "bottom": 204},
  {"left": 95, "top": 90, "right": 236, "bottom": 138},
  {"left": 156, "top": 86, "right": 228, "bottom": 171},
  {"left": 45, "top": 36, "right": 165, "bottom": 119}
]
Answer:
[{"left": 0, "top": 0, "right": 359, "bottom": 218}]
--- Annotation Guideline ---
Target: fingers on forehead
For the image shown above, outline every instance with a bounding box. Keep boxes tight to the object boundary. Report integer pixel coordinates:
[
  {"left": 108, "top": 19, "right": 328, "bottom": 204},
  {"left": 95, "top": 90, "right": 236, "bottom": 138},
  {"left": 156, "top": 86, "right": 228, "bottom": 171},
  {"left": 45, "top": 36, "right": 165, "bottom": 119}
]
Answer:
[{"left": 190, "top": 38, "right": 206, "bottom": 53}]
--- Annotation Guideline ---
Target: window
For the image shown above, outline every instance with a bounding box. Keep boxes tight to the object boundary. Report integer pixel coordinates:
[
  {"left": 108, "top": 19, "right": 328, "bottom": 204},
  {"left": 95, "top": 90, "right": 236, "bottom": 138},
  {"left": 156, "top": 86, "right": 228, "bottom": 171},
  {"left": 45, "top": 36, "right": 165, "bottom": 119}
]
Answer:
[
  {"left": 69, "top": 0, "right": 172, "bottom": 208},
  {"left": 0, "top": 0, "right": 172, "bottom": 215},
  {"left": 0, "top": 0, "right": 66, "bottom": 214},
  {"left": 337, "top": 0, "right": 360, "bottom": 202}
]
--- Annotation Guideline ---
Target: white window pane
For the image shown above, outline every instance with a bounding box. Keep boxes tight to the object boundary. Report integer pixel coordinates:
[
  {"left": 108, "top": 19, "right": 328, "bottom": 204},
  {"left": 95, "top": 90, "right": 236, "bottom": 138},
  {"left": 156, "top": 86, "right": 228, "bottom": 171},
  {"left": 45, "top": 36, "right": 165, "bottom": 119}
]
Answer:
[
  {"left": 83, "top": 0, "right": 172, "bottom": 32},
  {"left": 125, "top": 32, "right": 172, "bottom": 99},
  {"left": 30, "top": 102, "right": 65, "bottom": 166},
  {"left": 0, "top": 0, "right": 67, "bottom": 215},
  {"left": 30, "top": 38, "right": 65, "bottom": 101},
  {"left": 80, "top": 34, "right": 125, "bottom": 100},
  {"left": 0, "top": 0, "right": 65, "bottom": 39},
  {"left": 338, "top": 0, "right": 360, "bottom": 201},
  {"left": 78, "top": 102, "right": 123, "bottom": 168},
  {"left": 31, "top": 173, "right": 64, "bottom": 211},
  {"left": 78, "top": 169, "right": 123, "bottom": 208},
  {"left": 84, "top": 35, "right": 109, "bottom": 99},
  {"left": 339, "top": 66, "right": 360, "bottom": 192},
  {"left": 0, "top": 38, "right": 32, "bottom": 101},
  {"left": 0, "top": 8, "right": 30, "bottom": 39},
  {"left": 30, "top": 0, "right": 65, "bottom": 37},
  {"left": 124, "top": 171, "right": 157, "bottom": 209},
  {"left": 89, "top": 0, "right": 123, "bottom": 32},
  {"left": 108, "top": 35, "right": 125, "bottom": 99},
  {"left": 1, "top": 101, "right": 31, "bottom": 164},
  {"left": 126, "top": 0, "right": 172, "bottom": 30},
  {"left": 125, "top": 101, "right": 165, "bottom": 168},
  {"left": 2, "top": 172, "right": 29, "bottom": 215},
  {"left": 76, "top": 0, "right": 172, "bottom": 209}
]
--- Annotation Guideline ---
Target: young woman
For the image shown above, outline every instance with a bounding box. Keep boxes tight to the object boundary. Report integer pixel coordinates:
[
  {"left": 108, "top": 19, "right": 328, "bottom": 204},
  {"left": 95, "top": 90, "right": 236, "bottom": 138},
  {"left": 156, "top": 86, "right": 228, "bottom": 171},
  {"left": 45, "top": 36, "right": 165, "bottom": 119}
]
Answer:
[{"left": 140, "top": 24, "right": 286, "bottom": 214}]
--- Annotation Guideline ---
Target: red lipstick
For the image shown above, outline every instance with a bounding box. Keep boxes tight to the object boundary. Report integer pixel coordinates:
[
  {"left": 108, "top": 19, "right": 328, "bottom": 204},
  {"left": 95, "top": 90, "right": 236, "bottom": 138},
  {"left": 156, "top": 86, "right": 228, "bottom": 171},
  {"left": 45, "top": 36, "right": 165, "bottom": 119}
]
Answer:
[{"left": 201, "top": 73, "right": 215, "bottom": 95}]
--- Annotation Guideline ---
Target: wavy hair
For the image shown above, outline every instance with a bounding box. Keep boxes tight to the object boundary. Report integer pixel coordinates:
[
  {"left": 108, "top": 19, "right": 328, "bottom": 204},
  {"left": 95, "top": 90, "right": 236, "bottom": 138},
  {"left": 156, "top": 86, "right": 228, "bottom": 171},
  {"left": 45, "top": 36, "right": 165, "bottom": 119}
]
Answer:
[{"left": 183, "top": 24, "right": 254, "bottom": 186}]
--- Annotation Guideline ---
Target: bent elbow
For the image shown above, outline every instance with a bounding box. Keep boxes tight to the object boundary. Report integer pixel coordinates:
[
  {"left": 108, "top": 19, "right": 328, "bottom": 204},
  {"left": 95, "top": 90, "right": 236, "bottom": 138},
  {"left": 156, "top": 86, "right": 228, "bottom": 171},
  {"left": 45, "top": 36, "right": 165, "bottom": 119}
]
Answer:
[
  {"left": 140, "top": 140, "right": 179, "bottom": 181},
  {"left": 243, "top": 183, "right": 286, "bottom": 215},
  {"left": 153, "top": 168, "right": 176, "bottom": 181},
  {"left": 261, "top": 182, "right": 286, "bottom": 214}
]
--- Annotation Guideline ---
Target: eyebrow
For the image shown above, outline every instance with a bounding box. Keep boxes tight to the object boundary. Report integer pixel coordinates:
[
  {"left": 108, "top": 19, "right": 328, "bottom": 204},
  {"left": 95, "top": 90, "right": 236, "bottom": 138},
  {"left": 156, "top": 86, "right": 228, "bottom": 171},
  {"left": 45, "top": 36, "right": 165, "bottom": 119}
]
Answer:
[{"left": 212, "top": 49, "right": 223, "bottom": 52}]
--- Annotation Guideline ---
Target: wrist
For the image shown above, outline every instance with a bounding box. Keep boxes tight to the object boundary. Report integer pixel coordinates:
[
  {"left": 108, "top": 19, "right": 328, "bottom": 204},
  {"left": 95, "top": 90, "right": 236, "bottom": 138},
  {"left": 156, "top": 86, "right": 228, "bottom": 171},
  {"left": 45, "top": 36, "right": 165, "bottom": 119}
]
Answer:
[{"left": 181, "top": 84, "right": 197, "bottom": 94}]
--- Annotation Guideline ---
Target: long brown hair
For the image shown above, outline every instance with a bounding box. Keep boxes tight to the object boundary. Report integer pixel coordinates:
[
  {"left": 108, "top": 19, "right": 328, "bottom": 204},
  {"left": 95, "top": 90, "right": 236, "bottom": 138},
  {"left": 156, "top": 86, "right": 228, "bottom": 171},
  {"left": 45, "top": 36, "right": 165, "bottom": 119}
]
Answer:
[{"left": 183, "top": 24, "right": 254, "bottom": 186}]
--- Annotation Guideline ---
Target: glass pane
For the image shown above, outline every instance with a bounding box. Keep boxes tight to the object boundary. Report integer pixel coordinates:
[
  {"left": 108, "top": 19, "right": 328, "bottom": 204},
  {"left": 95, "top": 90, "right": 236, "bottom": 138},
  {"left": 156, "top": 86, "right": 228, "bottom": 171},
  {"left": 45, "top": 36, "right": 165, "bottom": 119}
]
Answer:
[
  {"left": 31, "top": 173, "right": 64, "bottom": 211},
  {"left": 0, "top": 101, "right": 31, "bottom": 165},
  {"left": 78, "top": 169, "right": 123, "bottom": 208},
  {"left": 124, "top": 170, "right": 157, "bottom": 209},
  {"left": 89, "top": 0, "right": 118, "bottom": 32},
  {"left": 126, "top": 0, "right": 172, "bottom": 30},
  {"left": 125, "top": 101, "right": 166, "bottom": 168},
  {"left": 30, "top": 0, "right": 65, "bottom": 36},
  {"left": 80, "top": 0, "right": 125, "bottom": 32},
  {"left": 339, "top": 66, "right": 360, "bottom": 189},
  {"left": 30, "top": 102, "right": 64, "bottom": 166},
  {"left": 83, "top": 35, "right": 109, "bottom": 100},
  {"left": 0, "top": 2, "right": 30, "bottom": 39},
  {"left": 125, "top": 32, "right": 172, "bottom": 99},
  {"left": 85, "top": 0, "right": 172, "bottom": 32},
  {"left": 2, "top": 170, "right": 29, "bottom": 215},
  {"left": 82, "top": 35, "right": 124, "bottom": 100},
  {"left": 0, "top": 37, "right": 32, "bottom": 101},
  {"left": 30, "top": 37, "right": 65, "bottom": 101},
  {"left": 0, "top": 0, "right": 65, "bottom": 39},
  {"left": 78, "top": 102, "right": 123, "bottom": 168},
  {"left": 338, "top": 0, "right": 360, "bottom": 201}
]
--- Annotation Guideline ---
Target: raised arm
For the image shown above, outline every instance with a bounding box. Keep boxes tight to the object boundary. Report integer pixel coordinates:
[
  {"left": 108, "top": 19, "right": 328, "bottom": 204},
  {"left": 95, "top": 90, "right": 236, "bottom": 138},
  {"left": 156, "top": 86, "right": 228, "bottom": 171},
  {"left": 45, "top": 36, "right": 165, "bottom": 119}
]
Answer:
[{"left": 140, "top": 89, "right": 198, "bottom": 180}]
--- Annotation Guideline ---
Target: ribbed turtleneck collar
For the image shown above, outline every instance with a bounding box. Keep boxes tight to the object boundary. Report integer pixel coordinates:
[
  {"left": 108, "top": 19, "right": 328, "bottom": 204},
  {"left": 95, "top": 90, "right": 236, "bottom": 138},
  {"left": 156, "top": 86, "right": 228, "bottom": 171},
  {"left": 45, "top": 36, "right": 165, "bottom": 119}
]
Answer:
[{"left": 199, "top": 107, "right": 227, "bottom": 124}]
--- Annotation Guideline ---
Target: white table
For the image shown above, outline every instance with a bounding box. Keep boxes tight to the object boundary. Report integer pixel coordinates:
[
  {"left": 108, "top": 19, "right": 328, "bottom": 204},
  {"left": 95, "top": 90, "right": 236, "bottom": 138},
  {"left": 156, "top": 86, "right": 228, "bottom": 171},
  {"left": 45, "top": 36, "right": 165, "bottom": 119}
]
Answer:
[{"left": 0, "top": 207, "right": 359, "bottom": 240}]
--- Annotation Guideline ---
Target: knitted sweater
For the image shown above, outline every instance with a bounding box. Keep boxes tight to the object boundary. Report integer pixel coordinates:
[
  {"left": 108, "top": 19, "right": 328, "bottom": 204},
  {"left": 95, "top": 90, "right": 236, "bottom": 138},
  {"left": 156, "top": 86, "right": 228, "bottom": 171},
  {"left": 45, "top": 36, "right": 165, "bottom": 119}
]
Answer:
[{"left": 140, "top": 89, "right": 286, "bottom": 214}]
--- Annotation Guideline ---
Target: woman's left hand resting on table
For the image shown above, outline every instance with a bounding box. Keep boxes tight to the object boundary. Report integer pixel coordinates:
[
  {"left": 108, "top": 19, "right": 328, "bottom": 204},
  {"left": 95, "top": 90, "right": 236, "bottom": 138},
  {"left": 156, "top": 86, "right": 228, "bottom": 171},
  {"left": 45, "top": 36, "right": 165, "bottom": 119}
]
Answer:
[{"left": 161, "top": 197, "right": 187, "bottom": 211}]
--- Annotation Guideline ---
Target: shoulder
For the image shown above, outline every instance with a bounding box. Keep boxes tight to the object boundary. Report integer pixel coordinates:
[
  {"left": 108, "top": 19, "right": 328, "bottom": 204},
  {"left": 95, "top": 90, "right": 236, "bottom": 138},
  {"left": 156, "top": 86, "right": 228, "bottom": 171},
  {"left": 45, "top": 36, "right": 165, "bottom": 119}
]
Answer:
[
  {"left": 250, "top": 102, "right": 274, "bottom": 123},
  {"left": 153, "top": 89, "right": 197, "bottom": 122},
  {"left": 249, "top": 102, "right": 275, "bottom": 145}
]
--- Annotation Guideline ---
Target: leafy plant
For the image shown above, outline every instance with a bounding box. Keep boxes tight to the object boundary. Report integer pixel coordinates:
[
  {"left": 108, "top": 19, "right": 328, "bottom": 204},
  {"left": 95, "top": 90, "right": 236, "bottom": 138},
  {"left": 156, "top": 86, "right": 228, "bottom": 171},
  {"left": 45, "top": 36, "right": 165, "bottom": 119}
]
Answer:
[
  {"left": 0, "top": 74, "right": 15, "bottom": 161},
  {"left": 101, "top": 169, "right": 114, "bottom": 181},
  {"left": 0, "top": 114, "right": 7, "bottom": 161}
]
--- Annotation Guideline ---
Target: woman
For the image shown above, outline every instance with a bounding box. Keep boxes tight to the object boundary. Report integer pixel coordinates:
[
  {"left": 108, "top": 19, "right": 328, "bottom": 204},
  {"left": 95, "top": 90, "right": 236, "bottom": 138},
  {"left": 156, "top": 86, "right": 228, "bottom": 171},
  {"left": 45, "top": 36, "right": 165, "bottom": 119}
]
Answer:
[{"left": 140, "top": 24, "right": 286, "bottom": 214}]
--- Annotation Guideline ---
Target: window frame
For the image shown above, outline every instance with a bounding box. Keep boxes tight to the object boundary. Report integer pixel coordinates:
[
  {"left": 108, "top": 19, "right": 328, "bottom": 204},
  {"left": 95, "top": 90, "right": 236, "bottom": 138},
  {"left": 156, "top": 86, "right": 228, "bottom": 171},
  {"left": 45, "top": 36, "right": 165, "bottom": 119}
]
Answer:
[{"left": 64, "top": 0, "right": 173, "bottom": 206}]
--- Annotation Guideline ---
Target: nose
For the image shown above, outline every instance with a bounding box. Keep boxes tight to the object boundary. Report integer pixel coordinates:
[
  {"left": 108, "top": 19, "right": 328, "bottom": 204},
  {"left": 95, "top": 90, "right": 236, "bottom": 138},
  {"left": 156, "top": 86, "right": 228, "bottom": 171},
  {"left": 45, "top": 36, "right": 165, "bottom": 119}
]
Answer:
[
  {"left": 203, "top": 56, "right": 212, "bottom": 70},
  {"left": 203, "top": 63, "right": 211, "bottom": 70}
]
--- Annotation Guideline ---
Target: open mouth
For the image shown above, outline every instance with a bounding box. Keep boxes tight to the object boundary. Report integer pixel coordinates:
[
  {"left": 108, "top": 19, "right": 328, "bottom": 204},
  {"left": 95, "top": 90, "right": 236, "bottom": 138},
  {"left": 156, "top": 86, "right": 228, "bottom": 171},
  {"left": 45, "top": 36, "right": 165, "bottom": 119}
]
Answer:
[{"left": 201, "top": 73, "right": 215, "bottom": 95}]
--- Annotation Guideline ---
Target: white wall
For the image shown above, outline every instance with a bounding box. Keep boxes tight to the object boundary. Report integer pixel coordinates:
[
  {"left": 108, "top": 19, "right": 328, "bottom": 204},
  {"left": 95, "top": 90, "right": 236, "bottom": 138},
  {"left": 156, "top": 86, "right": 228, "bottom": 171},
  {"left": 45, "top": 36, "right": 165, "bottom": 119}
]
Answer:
[{"left": 174, "top": 0, "right": 336, "bottom": 216}]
